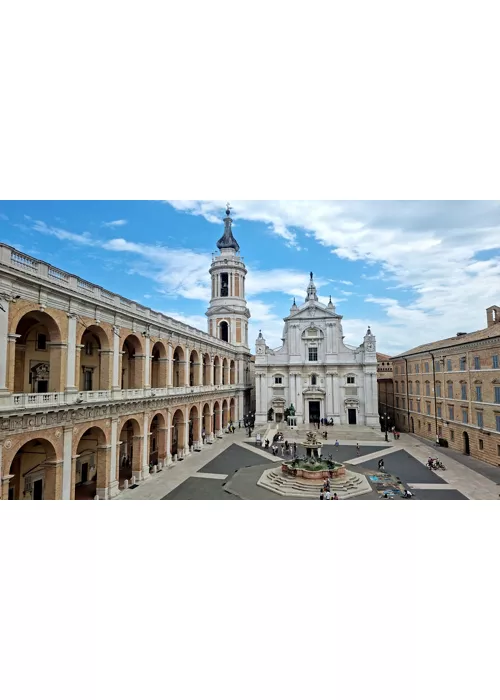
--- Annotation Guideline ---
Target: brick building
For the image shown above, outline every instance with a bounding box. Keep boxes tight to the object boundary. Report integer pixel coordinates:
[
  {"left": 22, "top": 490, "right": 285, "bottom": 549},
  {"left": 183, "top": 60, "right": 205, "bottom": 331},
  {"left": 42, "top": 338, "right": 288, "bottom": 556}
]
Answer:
[
  {"left": 391, "top": 306, "right": 500, "bottom": 467},
  {"left": 0, "top": 208, "right": 253, "bottom": 500},
  {"left": 377, "top": 352, "right": 394, "bottom": 431}
]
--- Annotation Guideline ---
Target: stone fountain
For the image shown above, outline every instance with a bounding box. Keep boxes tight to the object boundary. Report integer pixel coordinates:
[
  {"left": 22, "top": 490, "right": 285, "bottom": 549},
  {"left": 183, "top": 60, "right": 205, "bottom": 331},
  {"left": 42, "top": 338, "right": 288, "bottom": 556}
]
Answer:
[{"left": 257, "top": 430, "right": 372, "bottom": 499}]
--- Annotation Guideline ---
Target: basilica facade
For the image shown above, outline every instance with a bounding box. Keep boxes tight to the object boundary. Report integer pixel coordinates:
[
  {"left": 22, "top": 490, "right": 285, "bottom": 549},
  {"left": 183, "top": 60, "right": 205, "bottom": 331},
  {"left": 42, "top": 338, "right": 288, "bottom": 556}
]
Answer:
[
  {"left": 0, "top": 208, "right": 252, "bottom": 500},
  {"left": 254, "top": 274, "right": 379, "bottom": 427}
]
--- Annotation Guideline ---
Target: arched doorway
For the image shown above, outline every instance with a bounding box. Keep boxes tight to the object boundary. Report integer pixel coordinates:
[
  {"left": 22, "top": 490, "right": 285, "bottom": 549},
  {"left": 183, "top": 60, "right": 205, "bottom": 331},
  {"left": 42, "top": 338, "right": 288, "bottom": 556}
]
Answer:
[
  {"left": 119, "top": 418, "right": 142, "bottom": 485},
  {"left": 171, "top": 409, "right": 185, "bottom": 459},
  {"left": 222, "top": 359, "right": 229, "bottom": 385},
  {"left": 190, "top": 350, "right": 200, "bottom": 387},
  {"left": 75, "top": 426, "right": 108, "bottom": 500},
  {"left": 149, "top": 413, "right": 167, "bottom": 467},
  {"left": 13, "top": 310, "right": 62, "bottom": 394},
  {"left": 202, "top": 403, "right": 211, "bottom": 440},
  {"left": 121, "top": 335, "right": 143, "bottom": 389},
  {"left": 7, "top": 437, "right": 58, "bottom": 500},
  {"left": 220, "top": 321, "right": 229, "bottom": 343},
  {"left": 213, "top": 356, "right": 221, "bottom": 385},
  {"left": 463, "top": 431, "right": 470, "bottom": 455},
  {"left": 230, "top": 360, "right": 236, "bottom": 385},
  {"left": 151, "top": 342, "right": 168, "bottom": 388},
  {"left": 79, "top": 326, "right": 111, "bottom": 391},
  {"left": 222, "top": 399, "right": 229, "bottom": 430},
  {"left": 410, "top": 416, "right": 415, "bottom": 433},
  {"left": 213, "top": 401, "right": 221, "bottom": 434},
  {"left": 173, "top": 346, "right": 185, "bottom": 387},
  {"left": 189, "top": 406, "right": 200, "bottom": 448}
]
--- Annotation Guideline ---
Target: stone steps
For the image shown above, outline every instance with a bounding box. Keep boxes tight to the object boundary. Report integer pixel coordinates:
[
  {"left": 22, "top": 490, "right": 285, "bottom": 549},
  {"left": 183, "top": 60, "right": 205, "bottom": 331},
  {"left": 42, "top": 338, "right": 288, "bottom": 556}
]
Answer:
[{"left": 257, "top": 467, "right": 373, "bottom": 499}]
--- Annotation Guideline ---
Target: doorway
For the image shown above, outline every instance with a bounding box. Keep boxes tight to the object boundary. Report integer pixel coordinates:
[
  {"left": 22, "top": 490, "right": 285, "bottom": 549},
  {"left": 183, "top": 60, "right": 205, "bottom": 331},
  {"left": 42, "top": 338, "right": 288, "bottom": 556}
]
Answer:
[
  {"left": 33, "top": 478, "right": 44, "bottom": 500},
  {"left": 410, "top": 417, "right": 414, "bottom": 433},
  {"left": 309, "top": 401, "right": 320, "bottom": 424},
  {"left": 463, "top": 431, "right": 470, "bottom": 455},
  {"left": 348, "top": 408, "right": 357, "bottom": 425},
  {"left": 81, "top": 463, "right": 89, "bottom": 484}
]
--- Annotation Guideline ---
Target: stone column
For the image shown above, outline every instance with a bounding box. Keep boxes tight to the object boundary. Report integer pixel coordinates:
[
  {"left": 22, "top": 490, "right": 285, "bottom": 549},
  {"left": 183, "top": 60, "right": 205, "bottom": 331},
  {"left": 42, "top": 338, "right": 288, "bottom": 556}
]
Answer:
[
  {"left": 332, "top": 372, "right": 340, "bottom": 422},
  {"left": 61, "top": 426, "right": 73, "bottom": 500},
  {"left": 108, "top": 417, "right": 119, "bottom": 497},
  {"left": 165, "top": 409, "right": 172, "bottom": 465},
  {"left": 112, "top": 326, "right": 121, "bottom": 390},
  {"left": 197, "top": 359, "right": 203, "bottom": 386},
  {"left": 65, "top": 312, "right": 78, "bottom": 393},
  {"left": 184, "top": 349, "right": 190, "bottom": 387},
  {"left": 144, "top": 335, "right": 151, "bottom": 388},
  {"left": 131, "top": 435, "right": 143, "bottom": 482},
  {"left": 208, "top": 358, "right": 214, "bottom": 385},
  {"left": 0, "top": 300, "right": 10, "bottom": 394},
  {"left": 44, "top": 460, "right": 63, "bottom": 500},
  {"left": 326, "top": 372, "right": 334, "bottom": 417},
  {"left": 7, "top": 334, "right": 21, "bottom": 394},
  {"left": 182, "top": 420, "right": 190, "bottom": 455},
  {"left": 142, "top": 413, "right": 151, "bottom": 479},
  {"left": 167, "top": 344, "right": 173, "bottom": 387},
  {"left": 96, "top": 445, "right": 112, "bottom": 499},
  {"left": 364, "top": 371, "right": 372, "bottom": 425}
]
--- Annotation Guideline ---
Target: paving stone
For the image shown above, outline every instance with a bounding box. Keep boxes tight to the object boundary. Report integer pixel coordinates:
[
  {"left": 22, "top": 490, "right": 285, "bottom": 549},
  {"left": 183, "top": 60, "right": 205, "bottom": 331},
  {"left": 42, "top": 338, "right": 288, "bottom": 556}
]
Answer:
[
  {"left": 409, "top": 489, "right": 468, "bottom": 500},
  {"left": 162, "top": 476, "right": 239, "bottom": 500},
  {"left": 198, "top": 444, "right": 274, "bottom": 476}
]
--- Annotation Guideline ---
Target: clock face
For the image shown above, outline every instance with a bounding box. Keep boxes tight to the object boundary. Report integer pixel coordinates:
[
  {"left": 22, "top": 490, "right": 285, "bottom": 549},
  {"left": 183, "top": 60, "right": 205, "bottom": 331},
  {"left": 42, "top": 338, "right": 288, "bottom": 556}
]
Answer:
[
  {"left": 257, "top": 347, "right": 263, "bottom": 354},
  {"left": 367, "top": 343, "right": 374, "bottom": 351}
]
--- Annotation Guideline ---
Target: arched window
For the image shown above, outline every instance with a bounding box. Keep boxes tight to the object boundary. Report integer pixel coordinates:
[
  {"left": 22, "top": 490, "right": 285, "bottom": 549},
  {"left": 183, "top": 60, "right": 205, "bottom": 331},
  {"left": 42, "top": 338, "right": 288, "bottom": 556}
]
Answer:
[
  {"left": 219, "top": 321, "right": 229, "bottom": 343},
  {"left": 311, "top": 374, "right": 317, "bottom": 386}
]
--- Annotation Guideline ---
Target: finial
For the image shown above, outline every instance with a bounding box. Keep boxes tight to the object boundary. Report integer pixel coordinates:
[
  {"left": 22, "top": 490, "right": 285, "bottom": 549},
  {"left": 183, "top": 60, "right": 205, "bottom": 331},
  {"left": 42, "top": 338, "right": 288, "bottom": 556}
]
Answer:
[
  {"left": 293, "top": 297, "right": 296, "bottom": 305},
  {"left": 310, "top": 271, "right": 313, "bottom": 281},
  {"left": 329, "top": 295, "right": 332, "bottom": 303},
  {"left": 226, "top": 202, "right": 232, "bottom": 216}
]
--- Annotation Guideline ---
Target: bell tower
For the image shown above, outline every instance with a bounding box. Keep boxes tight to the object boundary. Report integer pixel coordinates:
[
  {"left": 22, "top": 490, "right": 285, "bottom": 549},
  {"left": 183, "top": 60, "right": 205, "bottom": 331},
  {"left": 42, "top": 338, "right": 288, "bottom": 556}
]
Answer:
[{"left": 206, "top": 204, "right": 250, "bottom": 348}]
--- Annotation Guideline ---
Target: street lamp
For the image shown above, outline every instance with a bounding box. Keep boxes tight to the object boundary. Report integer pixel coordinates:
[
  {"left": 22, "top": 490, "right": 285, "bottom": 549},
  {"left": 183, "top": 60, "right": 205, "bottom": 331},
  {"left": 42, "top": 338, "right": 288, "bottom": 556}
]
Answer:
[{"left": 381, "top": 412, "right": 389, "bottom": 442}]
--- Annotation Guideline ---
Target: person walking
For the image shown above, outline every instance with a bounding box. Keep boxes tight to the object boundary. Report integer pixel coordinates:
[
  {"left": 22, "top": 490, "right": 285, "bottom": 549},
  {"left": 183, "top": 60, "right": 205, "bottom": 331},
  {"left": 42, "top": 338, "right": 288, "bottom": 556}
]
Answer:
[
  {"left": 293, "top": 442, "right": 297, "bottom": 458},
  {"left": 335, "top": 439, "right": 339, "bottom": 451},
  {"left": 378, "top": 458, "right": 385, "bottom": 472},
  {"left": 356, "top": 442, "right": 360, "bottom": 456}
]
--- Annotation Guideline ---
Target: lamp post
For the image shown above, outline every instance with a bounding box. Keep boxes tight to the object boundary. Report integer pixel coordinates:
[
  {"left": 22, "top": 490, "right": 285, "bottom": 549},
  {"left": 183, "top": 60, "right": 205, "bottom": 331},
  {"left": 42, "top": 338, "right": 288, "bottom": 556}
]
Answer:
[{"left": 381, "top": 412, "right": 389, "bottom": 442}]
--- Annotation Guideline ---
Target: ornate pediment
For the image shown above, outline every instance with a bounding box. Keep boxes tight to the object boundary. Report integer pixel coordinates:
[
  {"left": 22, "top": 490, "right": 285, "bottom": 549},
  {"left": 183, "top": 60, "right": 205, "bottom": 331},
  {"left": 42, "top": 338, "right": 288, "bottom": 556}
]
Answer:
[{"left": 284, "top": 304, "right": 341, "bottom": 322}]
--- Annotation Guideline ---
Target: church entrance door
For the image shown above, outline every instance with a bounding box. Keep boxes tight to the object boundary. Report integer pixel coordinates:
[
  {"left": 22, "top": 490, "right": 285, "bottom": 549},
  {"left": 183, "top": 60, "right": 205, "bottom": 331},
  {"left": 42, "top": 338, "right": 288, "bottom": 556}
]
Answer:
[
  {"left": 348, "top": 408, "right": 357, "bottom": 425},
  {"left": 308, "top": 401, "right": 320, "bottom": 424}
]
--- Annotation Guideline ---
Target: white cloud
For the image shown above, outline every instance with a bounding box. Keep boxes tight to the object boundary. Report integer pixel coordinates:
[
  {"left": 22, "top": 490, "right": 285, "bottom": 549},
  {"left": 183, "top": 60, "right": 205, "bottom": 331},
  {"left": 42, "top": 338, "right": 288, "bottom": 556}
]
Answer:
[
  {"left": 31, "top": 220, "right": 95, "bottom": 246},
  {"left": 338, "top": 279, "right": 353, "bottom": 285},
  {"left": 102, "top": 219, "right": 128, "bottom": 228}
]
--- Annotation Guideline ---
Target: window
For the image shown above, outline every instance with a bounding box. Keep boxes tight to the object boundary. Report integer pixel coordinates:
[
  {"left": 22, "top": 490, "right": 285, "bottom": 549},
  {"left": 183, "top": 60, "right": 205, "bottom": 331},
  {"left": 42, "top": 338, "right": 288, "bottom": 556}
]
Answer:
[
  {"left": 409, "top": 399, "right": 413, "bottom": 411},
  {"left": 493, "top": 355, "right": 499, "bottom": 369},
  {"left": 427, "top": 423, "right": 431, "bottom": 432},
  {"left": 496, "top": 416, "right": 500, "bottom": 432},
  {"left": 447, "top": 359, "right": 452, "bottom": 371},
  {"left": 416, "top": 381, "right": 420, "bottom": 395},
  {"left": 462, "top": 409, "right": 468, "bottom": 424},
  {"left": 460, "top": 357, "right": 466, "bottom": 371},
  {"left": 220, "top": 272, "right": 229, "bottom": 297},
  {"left": 311, "top": 375, "right": 317, "bottom": 386},
  {"left": 426, "top": 402, "right": 431, "bottom": 415},
  {"left": 447, "top": 382, "right": 453, "bottom": 399},
  {"left": 395, "top": 366, "right": 399, "bottom": 374},
  {"left": 396, "top": 397, "right": 400, "bottom": 407},
  {"left": 474, "top": 356, "right": 480, "bottom": 370},
  {"left": 475, "top": 385, "right": 482, "bottom": 402},
  {"left": 409, "top": 381, "right": 413, "bottom": 394},
  {"left": 83, "top": 369, "right": 93, "bottom": 391},
  {"left": 36, "top": 333, "right": 47, "bottom": 350},
  {"left": 477, "top": 412, "right": 483, "bottom": 428},
  {"left": 402, "top": 398, "right": 406, "bottom": 409},
  {"left": 479, "top": 439, "right": 484, "bottom": 450},
  {"left": 450, "top": 430, "right": 455, "bottom": 441},
  {"left": 494, "top": 386, "right": 500, "bottom": 404},
  {"left": 437, "top": 405, "right": 442, "bottom": 418},
  {"left": 415, "top": 363, "right": 420, "bottom": 373},
  {"left": 497, "top": 444, "right": 500, "bottom": 457},
  {"left": 425, "top": 382, "right": 430, "bottom": 396},
  {"left": 461, "top": 384, "right": 467, "bottom": 400},
  {"left": 85, "top": 341, "right": 93, "bottom": 356},
  {"left": 435, "top": 359, "right": 441, "bottom": 371},
  {"left": 436, "top": 382, "right": 441, "bottom": 397},
  {"left": 401, "top": 381, "right": 405, "bottom": 392},
  {"left": 274, "top": 376, "right": 283, "bottom": 385},
  {"left": 347, "top": 376, "right": 355, "bottom": 384},
  {"left": 438, "top": 426, "right": 442, "bottom": 436},
  {"left": 448, "top": 406, "right": 454, "bottom": 420},
  {"left": 308, "top": 347, "right": 318, "bottom": 362},
  {"left": 417, "top": 400, "right": 421, "bottom": 413},
  {"left": 418, "top": 420, "right": 421, "bottom": 429},
  {"left": 424, "top": 362, "right": 429, "bottom": 373}
]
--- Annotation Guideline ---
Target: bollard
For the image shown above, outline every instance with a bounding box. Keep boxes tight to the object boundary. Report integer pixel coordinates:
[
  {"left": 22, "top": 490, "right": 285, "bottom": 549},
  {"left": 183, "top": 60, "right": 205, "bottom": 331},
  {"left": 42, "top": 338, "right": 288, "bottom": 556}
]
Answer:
[
  {"left": 94, "top": 494, "right": 99, "bottom": 500},
  {"left": 123, "top": 479, "right": 129, "bottom": 489}
]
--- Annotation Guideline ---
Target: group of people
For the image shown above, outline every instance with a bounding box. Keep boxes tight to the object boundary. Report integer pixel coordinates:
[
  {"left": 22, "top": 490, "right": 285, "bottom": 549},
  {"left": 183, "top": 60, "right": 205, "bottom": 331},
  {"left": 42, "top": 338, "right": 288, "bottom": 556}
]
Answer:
[
  {"left": 312, "top": 418, "right": 335, "bottom": 430},
  {"left": 266, "top": 439, "right": 298, "bottom": 458},
  {"left": 427, "top": 457, "right": 446, "bottom": 470},
  {"left": 320, "top": 476, "right": 339, "bottom": 500}
]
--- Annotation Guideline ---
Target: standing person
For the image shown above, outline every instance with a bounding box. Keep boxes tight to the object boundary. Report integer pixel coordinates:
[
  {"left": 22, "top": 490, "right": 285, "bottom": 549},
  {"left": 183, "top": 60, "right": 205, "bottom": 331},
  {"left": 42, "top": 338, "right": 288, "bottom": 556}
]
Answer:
[
  {"left": 293, "top": 442, "right": 297, "bottom": 458},
  {"left": 202, "top": 429, "right": 206, "bottom": 444},
  {"left": 378, "top": 458, "right": 385, "bottom": 472},
  {"left": 333, "top": 493, "right": 339, "bottom": 500},
  {"left": 356, "top": 442, "right": 360, "bottom": 456},
  {"left": 319, "top": 488, "right": 325, "bottom": 501},
  {"left": 324, "top": 490, "right": 332, "bottom": 500},
  {"left": 335, "top": 439, "right": 339, "bottom": 451}
]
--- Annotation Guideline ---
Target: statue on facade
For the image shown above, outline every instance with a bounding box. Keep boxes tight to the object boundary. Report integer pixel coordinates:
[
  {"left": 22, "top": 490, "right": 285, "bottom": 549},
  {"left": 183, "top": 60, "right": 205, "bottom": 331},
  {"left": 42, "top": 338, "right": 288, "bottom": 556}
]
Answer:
[{"left": 289, "top": 403, "right": 296, "bottom": 416}]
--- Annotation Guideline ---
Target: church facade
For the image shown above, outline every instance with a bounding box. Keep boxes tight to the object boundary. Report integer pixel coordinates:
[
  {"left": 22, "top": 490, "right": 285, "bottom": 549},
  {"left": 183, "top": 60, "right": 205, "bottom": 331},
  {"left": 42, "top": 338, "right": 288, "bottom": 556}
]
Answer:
[{"left": 254, "top": 274, "right": 379, "bottom": 427}]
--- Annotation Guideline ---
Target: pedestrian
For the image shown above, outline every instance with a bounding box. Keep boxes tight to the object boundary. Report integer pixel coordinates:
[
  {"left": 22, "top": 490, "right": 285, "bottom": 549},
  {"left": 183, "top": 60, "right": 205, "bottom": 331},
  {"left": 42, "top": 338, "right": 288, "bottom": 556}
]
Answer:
[
  {"left": 293, "top": 442, "right": 297, "bottom": 457},
  {"left": 378, "top": 458, "right": 385, "bottom": 472},
  {"left": 324, "top": 490, "right": 332, "bottom": 500},
  {"left": 333, "top": 493, "right": 339, "bottom": 500},
  {"left": 285, "top": 440, "right": 289, "bottom": 451},
  {"left": 335, "top": 439, "right": 339, "bottom": 450},
  {"left": 202, "top": 429, "right": 206, "bottom": 444},
  {"left": 319, "top": 488, "right": 324, "bottom": 501},
  {"left": 356, "top": 442, "right": 360, "bottom": 456}
]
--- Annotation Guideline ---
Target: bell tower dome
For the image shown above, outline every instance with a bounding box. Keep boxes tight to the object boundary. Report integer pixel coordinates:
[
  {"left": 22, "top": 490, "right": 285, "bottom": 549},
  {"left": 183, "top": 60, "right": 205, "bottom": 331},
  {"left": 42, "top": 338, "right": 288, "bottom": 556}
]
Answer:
[{"left": 206, "top": 204, "right": 251, "bottom": 348}]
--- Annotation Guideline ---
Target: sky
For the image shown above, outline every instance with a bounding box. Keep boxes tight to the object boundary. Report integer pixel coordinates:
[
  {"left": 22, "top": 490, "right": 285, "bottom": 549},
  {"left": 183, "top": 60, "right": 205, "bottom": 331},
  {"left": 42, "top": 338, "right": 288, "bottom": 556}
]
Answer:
[{"left": 1, "top": 200, "right": 500, "bottom": 355}]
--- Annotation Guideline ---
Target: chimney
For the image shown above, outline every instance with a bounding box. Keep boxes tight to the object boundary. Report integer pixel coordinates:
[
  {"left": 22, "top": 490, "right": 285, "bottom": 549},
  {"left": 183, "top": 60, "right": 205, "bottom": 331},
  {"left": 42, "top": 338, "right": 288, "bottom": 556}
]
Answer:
[
  {"left": 456, "top": 332, "right": 467, "bottom": 337},
  {"left": 486, "top": 305, "right": 500, "bottom": 328}
]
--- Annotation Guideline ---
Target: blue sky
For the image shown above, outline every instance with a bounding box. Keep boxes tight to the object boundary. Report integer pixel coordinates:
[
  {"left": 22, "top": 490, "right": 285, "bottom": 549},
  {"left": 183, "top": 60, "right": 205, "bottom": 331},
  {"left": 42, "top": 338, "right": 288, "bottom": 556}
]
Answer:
[{"left": 1, "top": 200, "right": 500, "bottom": 354}]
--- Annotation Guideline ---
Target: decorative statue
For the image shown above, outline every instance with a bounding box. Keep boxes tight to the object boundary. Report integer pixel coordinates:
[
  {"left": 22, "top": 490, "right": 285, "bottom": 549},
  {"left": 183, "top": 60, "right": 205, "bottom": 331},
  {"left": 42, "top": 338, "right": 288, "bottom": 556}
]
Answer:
[{"left": 289, "top": 404, "right": 296, "bottom": 416}]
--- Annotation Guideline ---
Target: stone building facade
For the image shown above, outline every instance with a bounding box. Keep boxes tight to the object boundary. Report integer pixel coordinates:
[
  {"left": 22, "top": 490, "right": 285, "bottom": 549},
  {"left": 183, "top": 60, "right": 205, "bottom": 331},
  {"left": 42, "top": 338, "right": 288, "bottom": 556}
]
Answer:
[
  {"left": 254, "top": 274, "right": 379, "bottom": 426},
  {"left": 0, "top": 214, "right": 252, "bottom": 500},
  {"left": 391, "top": 306, "right": 500, "bottom": 467},
  {"left": 377, "top": 352, "right": 394, "bottom": 431}
]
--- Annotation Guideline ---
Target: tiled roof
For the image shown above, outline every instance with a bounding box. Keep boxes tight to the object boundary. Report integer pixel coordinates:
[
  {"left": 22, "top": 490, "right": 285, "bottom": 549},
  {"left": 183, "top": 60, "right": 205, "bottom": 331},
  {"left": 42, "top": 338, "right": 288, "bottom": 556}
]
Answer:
[
  {"left": 377, "top": 353, "right": 391, "bottom": 361},
  {"left": 392, "top": 324, "right": 500, "bottom": 359}
]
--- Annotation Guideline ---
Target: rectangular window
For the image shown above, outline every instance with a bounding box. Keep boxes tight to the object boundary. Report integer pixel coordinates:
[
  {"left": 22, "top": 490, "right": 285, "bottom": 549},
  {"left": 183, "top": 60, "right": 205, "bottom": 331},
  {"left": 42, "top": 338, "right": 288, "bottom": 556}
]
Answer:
[
  {"left": 477, "top": 412, "right": 483, "bottom": 428},
  {"left": 450, "top": 430, "right": 454, "bottom": 441},
  {"left": 474, "top": 356, "right": 480, "bottom": 370},
  {"left": 496, "top": 416, "right": 500, "bottom": 432},
  {"left": 497, "top": 445, "right": 500, "bottom": 457},
  {"left": 461, "top": 384, "right": 467, "bottom": 400},
  {"left": 462, "top": 409, "right": 468, "bottom": 424},
  {"left": 436, "top": 383, "right": 441, "bottom": 397},
  {"left": 85, "top": 341, "right": 93, "bottom": 356},
  {"left": 274, "top": 377, "right": 283, "bottom": 384},
  {"left": 495, "top": 386, "right": 500, "bottom": 404},
  {"left": 415, "top": 364, "right": 420, "bottom": 373},
  {"left": 427, "top": 423, "right": 431, "bottom": 432},
  {"left": 448, "top": 383, "right": 453, "bottom": 399},
  {"left": 426, "top": 402, "right": 431, "bottom": 415},
  {"left": 83, "top": 370, "right": 93, "bottom": 391},
  {"left": 409, "top": 399, "right": 413, "bottom": 411},
  {"left": 395, "top": 366, "right": 399, "bottom": 374},
  {"left": 395, "top": 381, "right": 399, "bottom": 393},
  {"left": 476, "top": 386, "right": 482, "bottom": 402},
  {"left": 424, "top": 362, "right": 429, "bottom": 373},
  {"left": 460, "top": 357, "right": 466, "bottom": 371},
  {"left": 347, "top": 376, "right": 355, "bottom": 384},
  {"left": 36, "top": 333, "right": 47, "bottom": 351},
  {"left": 401, "top": 398, "right": 406, "bottom": 409},
  {"left": 417, "top": 400, "right": 421, "bottom": 413},
  {"left": 435, "top": 360, "right": 441, "bottom": 371},
  {"left": 493, "top": 355, "right": 499, "bottom": 369},
  {"left": 437, "top": 405, "right": 442, "bottom": 418},
  {"left": 479, "top": 439, "right": 484, "bottom": 450},
  {"left": 425, "top": 383, "right": 430, "bottom": 396},
  {"left": 449, "top": 406, "right": 454, "bottom": 420},
  {"left": 447, "top": 359, "right": 452, "bottom": 371},
  {"left": 396, "top": 397, "right": 400, "bottom": 407},
  {"left": 308, "top": 347, "right": 318, "bottom": 362}
]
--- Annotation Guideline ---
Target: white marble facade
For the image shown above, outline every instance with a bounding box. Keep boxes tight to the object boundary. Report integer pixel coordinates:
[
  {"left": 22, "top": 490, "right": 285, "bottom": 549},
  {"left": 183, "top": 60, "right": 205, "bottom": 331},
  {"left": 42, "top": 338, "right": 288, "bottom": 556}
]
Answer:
[{"left": 254, "top": 274, "right": 379, "bottom": 427}]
